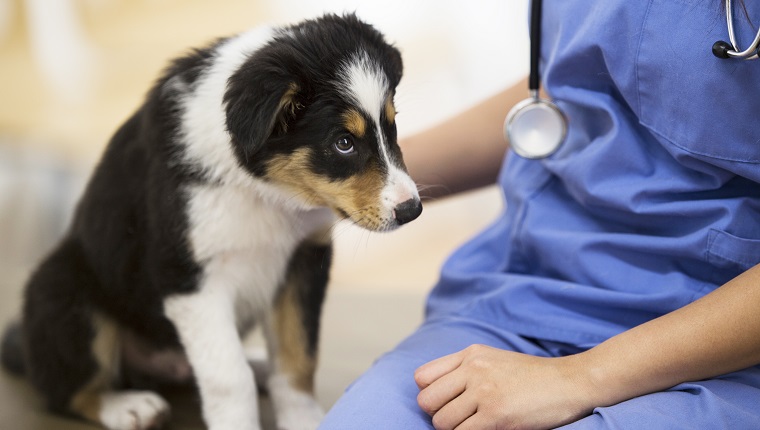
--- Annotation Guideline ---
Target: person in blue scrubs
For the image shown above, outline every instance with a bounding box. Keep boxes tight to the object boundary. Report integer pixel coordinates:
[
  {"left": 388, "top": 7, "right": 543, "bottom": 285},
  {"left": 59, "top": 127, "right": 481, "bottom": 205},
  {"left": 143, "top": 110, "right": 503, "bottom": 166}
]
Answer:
[{"left": 320, "top": 1, "right": 760, "bottom": 428}]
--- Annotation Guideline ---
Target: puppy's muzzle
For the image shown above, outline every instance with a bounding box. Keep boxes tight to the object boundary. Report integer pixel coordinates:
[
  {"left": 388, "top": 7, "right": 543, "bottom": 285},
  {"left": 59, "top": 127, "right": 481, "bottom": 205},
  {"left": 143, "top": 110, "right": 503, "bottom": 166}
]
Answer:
[{"left": 394, "top": 198, "right": 423, "bottom": 225}]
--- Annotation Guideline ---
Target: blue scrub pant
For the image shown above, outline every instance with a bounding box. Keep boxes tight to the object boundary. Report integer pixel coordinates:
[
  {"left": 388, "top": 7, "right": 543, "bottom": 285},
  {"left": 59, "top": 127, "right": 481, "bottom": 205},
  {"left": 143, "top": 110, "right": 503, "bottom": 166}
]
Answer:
[{"left": 319, "top": 317, "right": 760, "bottom": 429}]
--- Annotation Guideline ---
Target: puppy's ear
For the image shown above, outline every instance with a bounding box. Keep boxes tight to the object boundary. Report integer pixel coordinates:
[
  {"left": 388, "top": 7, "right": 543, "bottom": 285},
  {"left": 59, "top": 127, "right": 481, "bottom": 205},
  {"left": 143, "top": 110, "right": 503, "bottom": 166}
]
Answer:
[
  {"left": 385, "top": 46, "right": 403, "bottom": 89},
  {"left": 224, "top": 52, "right": 303, "bottom": 159}
]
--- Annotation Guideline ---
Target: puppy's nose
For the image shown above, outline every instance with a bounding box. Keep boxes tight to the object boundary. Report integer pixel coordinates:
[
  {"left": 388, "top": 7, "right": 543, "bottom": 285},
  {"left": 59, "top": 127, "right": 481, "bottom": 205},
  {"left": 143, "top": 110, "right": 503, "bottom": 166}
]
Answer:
[{"left": 393, "top": 199, "right": 423, "bottom": 225}]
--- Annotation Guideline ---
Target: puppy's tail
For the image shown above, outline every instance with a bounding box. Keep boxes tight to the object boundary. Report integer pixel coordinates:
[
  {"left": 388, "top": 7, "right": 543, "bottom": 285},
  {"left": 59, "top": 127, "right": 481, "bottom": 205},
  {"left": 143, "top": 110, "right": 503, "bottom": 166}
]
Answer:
[{"left": 1, "top": 321, "right": 26, "bottom": 376}]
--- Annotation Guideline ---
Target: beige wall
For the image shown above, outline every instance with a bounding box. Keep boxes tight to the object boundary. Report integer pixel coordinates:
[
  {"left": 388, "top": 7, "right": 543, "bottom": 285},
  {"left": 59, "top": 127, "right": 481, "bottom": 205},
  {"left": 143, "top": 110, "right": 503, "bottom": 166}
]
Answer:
[{"left": 0, "top": 0, "right": 528, "bottom": 158}]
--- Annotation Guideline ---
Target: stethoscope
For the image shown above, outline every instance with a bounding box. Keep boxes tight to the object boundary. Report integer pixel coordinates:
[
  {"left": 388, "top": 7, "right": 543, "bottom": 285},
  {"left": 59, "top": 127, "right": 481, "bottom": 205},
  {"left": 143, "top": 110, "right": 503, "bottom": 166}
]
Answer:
[
  {"left": 503, "top": 0, "right": 565, "bottom": 159},
  {"left": 712, "top": 0, "right": 760, "bottom": 60},
  {"left": 505, "top": 0, "right": 759, "bottom": 160}
]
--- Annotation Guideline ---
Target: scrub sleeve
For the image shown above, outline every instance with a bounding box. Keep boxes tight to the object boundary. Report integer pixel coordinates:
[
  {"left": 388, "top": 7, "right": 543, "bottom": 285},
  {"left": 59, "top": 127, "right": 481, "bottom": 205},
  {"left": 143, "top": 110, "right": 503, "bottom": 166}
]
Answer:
[{"left": 320, "top": 0, "right": 760, "bottom": 428}]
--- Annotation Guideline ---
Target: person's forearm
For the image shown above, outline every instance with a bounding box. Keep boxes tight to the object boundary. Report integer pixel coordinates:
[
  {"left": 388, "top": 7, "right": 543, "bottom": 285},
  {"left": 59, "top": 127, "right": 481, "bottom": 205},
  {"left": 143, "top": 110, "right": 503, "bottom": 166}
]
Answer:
[
  {"left": 573, "top": 263, "right": 760, "bottom": 408},
  {"left": 400, "top": 78, "right": 527, "bottom": 200}
]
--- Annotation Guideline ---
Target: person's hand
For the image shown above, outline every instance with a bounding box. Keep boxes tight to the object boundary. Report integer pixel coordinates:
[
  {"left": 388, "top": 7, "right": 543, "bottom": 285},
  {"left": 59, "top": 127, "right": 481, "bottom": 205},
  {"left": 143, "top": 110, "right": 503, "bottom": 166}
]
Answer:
[{"left": 414, "top": 344, "right": 596, "bottom": 430}]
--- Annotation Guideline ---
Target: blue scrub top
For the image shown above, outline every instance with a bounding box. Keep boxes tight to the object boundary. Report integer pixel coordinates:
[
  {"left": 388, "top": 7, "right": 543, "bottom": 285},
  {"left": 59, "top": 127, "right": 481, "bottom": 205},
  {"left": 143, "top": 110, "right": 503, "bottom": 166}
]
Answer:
[{"left": 427, "top": 0, "right": 760, "bottom": 348}]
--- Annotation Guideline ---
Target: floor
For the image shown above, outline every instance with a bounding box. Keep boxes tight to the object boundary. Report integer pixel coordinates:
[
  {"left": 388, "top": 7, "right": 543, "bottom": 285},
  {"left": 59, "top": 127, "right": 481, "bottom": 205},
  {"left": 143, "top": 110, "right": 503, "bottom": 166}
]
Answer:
[
  {"left": 0, "top": 0, "right": 516, "bottom": 428},
  {"left": 0, "top": 286, "right": 433, "bottom": 429}
]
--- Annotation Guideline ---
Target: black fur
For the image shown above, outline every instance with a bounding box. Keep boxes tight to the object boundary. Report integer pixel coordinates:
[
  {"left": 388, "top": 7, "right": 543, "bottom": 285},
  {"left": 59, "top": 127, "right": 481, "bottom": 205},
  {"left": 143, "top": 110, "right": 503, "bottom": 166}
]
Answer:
[
  {"left": 22, "top": 237, "right": 105, "bottom": 413},
  {"left": 284, "top": 242, "right": 333, "bottom": 358},
  {"left": 4, "top": 34, "right": 214, "bottom": 414},
  {"left": 1, "top": 321, "right": 24, "bottom": 376},
  {"left": 226, "top": 13, "right": 403, "bottom": 179}
]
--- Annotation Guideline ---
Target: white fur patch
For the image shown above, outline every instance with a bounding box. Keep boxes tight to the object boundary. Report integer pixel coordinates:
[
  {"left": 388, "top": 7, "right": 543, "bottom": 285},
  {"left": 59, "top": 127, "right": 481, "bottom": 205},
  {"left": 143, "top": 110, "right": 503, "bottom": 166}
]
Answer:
[
  {"left": 268, "top": 374, "right": 324, "bottom": 430},
  {"left": 382, "top": 164, "right": 420, "bottom": 209},
  {"left": 172, "top": 185, "right": 332, "bottom": 429},
  {"left": 338, "top": 52, "right": 388, "bottom": 124},
  {"left": 177, "top": 26, "right": 333, "bottom": 215},
  {"left": 185, "top": 183, "right": 333, "bottom": 318},
  {"left": 98, "top": 391, "right": 170, "bottom": 430},
  {"left": 178, "top": 27, "right": 274, "bottom": 189},
  {"left": 164, "top": 288, "right": 260, "bottom": 430}
]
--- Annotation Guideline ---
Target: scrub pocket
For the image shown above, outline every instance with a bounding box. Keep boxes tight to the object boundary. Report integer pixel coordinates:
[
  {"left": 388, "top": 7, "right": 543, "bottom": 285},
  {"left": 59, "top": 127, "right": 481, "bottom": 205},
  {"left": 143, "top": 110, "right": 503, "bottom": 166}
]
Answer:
[
  {"left": 706, "top": 229, "right": 760, "bottom": 273},
  {"left": 636, "top": 0, "right": 760, "bottom": 163}
]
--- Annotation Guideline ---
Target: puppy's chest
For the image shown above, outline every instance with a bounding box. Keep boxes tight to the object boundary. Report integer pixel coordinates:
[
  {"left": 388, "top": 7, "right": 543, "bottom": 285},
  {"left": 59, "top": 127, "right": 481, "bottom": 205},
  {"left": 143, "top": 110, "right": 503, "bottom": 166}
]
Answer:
[{"left": 185, "top": 185, "right": 332, "bottom": 309}]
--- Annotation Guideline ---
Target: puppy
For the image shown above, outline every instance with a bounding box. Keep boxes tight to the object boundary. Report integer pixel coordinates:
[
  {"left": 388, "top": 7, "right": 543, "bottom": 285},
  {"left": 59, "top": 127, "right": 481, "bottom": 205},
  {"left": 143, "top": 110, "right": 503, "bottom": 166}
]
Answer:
[{"left": 1, "top": 13, "right": 421, "bottom": 430}]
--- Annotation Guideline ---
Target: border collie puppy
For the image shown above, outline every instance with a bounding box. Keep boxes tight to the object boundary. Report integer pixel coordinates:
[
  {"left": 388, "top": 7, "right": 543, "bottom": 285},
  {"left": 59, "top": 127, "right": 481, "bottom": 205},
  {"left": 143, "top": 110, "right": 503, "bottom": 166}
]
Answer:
[{"left": 1, "top": 13, "right": 421, "bottom": 430}]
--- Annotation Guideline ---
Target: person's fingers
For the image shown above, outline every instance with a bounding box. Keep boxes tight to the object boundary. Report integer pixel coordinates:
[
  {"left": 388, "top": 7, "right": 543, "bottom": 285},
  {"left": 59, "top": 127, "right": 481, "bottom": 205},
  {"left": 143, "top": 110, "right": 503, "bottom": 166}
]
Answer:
[
  {"left": 452, "top": 410, "right": 489, "bottom": 430},
  {"left": 414, "top": 350, "right": 465, "bottom": 389},
  {"left": 417, "top": 369, "right": 467, "bottom": 417},
  {"left": 430, "top": 390, "right": 478, "bottom": 430}
]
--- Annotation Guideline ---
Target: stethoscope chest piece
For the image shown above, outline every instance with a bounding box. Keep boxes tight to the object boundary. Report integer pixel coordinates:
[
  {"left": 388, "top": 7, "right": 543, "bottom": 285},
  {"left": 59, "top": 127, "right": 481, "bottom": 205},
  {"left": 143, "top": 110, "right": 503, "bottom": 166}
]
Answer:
[
  {"left": 504, "top": 95, "right": 567, "bottom": 159},
  {"left": 504, "top": 0, "right": 568, "bottom": 160}
]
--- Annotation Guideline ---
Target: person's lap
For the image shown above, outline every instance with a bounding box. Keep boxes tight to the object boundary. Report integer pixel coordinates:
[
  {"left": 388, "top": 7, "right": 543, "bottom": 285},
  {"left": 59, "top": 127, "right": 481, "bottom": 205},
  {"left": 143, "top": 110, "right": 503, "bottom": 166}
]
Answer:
[
  {"left": 319, "top": 317, "right": 760, "bottom": 429},
  {"left": 319, "top": 317, "right": 551, "bottom": 429},
  {"left": 561, "top": 370, "right": 760, "bottom": 429}
]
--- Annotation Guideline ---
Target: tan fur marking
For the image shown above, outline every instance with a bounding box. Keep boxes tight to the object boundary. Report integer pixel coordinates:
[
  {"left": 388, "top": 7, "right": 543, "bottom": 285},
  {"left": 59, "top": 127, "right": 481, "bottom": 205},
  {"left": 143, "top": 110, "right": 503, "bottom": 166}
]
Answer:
[
  {"left": 280, "top": 82, "right": 300, "bottom": 114},
  {"left": 342, "top": 109, "right": 366, "bottom": 138},
  {"left": 275, "top": 82, "right": 301, "bottom": 133},
  {"left": 345, "top": 165, "right": 385, "bottom": 217},
  {"left": 70, "top": 313, "right": 120, "bottom": 423},
  {"left": 273, "top": 283, "right": 316, "bottom": 392},
  {"left": 71, "top": 390, "right": 102, "bottom": 423},
  {"left": 385, "top": 96, "right": 396, "bottom": 124},
  {"left": 265, "top": 149, "right": 387, "bottom": 230}
]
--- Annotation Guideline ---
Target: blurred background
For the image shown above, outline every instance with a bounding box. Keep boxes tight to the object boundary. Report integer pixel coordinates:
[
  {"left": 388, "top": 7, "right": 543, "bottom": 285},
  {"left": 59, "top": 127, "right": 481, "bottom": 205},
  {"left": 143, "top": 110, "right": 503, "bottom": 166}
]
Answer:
[{"left": 0, "top": 0, "right": 527, "bottom": 427}]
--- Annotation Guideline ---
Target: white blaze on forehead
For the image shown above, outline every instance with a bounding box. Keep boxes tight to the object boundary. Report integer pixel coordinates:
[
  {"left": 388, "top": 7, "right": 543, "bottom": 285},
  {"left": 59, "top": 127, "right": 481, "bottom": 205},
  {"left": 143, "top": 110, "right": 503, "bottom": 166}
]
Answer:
[
  {"left": 338, "top": 53, "right": 393, "bottom": 172},
  {"left": 338, "top": 52, "right": 389, "bottom": 123},
  {"left": 339, "top": 52, "right": 419, "bottom": 212}
]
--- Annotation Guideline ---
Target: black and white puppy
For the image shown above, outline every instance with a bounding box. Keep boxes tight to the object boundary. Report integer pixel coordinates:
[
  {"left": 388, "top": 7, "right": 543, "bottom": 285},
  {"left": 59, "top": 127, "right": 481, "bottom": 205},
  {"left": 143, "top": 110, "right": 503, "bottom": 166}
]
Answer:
[{"left": 1, "top": 13, "right": 421, "bottom": 430}]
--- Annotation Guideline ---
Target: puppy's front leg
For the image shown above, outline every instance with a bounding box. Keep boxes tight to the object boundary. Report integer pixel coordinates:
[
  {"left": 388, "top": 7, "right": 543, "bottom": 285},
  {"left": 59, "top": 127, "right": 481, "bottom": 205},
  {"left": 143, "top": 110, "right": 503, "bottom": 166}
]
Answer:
[
  {"left": 266, "top": 240, "right": 331, "bottom": 430},
  {"left": 164, "top": 288, "right": 260, "bottom": 430}
]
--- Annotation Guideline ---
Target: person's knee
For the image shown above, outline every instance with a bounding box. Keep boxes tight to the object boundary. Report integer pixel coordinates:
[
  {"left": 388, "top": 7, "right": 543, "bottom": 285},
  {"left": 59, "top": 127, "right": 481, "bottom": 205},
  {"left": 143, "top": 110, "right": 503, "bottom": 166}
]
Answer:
[{"left": 320, "top": 352, "right": 430, "bottom": 428}]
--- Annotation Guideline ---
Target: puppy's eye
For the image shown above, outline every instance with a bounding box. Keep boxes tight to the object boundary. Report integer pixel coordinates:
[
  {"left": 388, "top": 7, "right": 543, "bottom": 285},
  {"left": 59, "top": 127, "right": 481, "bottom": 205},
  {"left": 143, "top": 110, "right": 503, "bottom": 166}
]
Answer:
[{"left": 334, "top": 137, "right": 355, "bottom": 154}]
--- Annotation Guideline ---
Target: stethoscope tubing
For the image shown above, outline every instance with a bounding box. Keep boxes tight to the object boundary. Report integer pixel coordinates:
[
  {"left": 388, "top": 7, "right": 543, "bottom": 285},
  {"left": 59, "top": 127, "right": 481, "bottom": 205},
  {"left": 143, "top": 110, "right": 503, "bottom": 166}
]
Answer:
[
  {"left": 504, "top": 0, "right": 567, "bottom": 159},
  {"left": 724, "top": 0, "right": 760, "bottom": 59},
  {"left": 528, "top": 0, "right": 543, "bottom": 91}
]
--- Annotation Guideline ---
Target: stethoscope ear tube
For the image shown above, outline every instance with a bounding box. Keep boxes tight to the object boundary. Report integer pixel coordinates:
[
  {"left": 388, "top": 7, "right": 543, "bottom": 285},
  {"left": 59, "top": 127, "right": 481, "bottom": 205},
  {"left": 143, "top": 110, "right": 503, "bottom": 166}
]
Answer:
[{"left": 528, "top": 0, "right": 543, "bottom": 91}]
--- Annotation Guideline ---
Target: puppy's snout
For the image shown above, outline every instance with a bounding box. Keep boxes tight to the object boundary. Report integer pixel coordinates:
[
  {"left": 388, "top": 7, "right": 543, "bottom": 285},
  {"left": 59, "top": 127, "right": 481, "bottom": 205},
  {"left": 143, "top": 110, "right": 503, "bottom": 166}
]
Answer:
[{"left": 393, "top": 198, "right": 423, "bottom": 225}]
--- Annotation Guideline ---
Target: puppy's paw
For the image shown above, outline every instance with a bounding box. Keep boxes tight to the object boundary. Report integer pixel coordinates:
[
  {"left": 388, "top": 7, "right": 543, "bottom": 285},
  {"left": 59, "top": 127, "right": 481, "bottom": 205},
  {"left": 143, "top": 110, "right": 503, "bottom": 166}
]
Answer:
[
  {"left": 269, "top": 375, "right": 323, "bottom": 430},
  {"left": 99, "top": 391, "right": 170, "bottom": 430},
  {"left": 275, "top": 402, "right": 323, "bottom": 430}
]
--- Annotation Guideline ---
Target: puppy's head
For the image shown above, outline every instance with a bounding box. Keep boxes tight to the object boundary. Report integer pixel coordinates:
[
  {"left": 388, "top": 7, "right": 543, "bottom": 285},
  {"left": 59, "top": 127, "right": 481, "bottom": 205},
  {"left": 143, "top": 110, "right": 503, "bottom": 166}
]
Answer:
[{"left": 224, "top": 14, "right": 421, "bottom": 232}]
